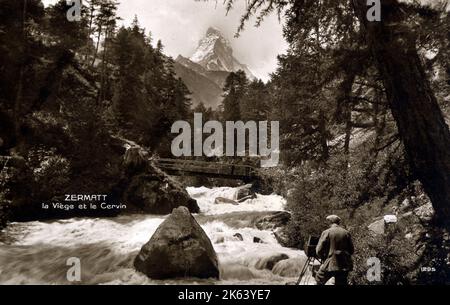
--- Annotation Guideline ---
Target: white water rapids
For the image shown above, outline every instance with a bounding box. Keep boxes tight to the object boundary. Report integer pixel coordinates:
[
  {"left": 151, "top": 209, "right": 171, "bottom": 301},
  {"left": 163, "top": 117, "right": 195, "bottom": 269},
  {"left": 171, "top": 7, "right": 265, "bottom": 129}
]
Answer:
[{"left": 0, "top": 187, "right": 309, "bottom": 285}]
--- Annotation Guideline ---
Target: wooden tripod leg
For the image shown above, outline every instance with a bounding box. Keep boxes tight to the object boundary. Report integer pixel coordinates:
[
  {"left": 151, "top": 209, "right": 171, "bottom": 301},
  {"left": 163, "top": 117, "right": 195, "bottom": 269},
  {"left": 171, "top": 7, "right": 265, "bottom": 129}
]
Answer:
[{"left": 295, "top": 257, "right": 312, "bottom": 285}]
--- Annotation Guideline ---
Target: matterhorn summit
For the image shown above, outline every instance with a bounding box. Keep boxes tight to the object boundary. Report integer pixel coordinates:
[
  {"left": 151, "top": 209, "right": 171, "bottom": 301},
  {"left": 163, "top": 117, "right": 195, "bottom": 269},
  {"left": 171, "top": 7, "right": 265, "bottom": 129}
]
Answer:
[
  {"left": 174, "top": 27, "right": 256, "bottom": 109},
  {"left": 189, "top": 27, "right": 255, "bottom": 79}
]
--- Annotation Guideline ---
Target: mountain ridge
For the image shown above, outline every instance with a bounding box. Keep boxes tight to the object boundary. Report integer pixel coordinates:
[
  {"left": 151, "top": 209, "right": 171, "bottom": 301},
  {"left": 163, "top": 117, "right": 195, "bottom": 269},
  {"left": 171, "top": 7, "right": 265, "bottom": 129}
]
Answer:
[{"left": 175, "top": 27, "right": 256, "bottom": 109}]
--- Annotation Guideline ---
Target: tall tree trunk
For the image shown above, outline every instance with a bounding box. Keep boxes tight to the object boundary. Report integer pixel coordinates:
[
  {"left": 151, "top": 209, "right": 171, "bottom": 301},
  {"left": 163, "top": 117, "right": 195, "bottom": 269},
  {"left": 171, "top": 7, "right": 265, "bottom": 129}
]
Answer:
[
  {"left": 315, "top": 23, "right": 329, "bottom": 163},
  {"left": 99, "top": 29, "right": 109, "bottom": 104},
  {"left": 85, "top": 4, "right": 96, "bottom": 65},
  {"left": 353, "top": 0, "right": 450, "bottom": 226},
  {"left": 91, "top": 25, "right": 102, "bottom": 67},
  {"left": 367, "top": 89, "right": 388, "bottom": 163}
]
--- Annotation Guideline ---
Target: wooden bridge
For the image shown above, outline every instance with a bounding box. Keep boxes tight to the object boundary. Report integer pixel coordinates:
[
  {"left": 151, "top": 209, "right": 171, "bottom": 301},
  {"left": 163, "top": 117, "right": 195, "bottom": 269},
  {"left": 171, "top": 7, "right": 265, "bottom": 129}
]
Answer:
[{"left": 154, "top": 158, "right": 257, "bottom": 181}]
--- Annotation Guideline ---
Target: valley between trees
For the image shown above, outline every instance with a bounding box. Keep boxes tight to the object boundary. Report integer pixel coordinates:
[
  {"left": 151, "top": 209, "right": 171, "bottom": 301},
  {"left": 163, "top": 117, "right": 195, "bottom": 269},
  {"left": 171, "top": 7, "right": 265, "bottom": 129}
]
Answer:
[{"left": 0, "top": 0, "right": 449, "bottom": 284}]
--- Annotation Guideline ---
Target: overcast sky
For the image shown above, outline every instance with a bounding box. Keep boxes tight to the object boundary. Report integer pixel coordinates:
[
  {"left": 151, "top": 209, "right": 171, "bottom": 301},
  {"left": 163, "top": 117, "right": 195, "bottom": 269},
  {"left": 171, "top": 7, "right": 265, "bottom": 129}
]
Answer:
[{"left": 43, "top": 0, "right": 288, "bottom": 81}]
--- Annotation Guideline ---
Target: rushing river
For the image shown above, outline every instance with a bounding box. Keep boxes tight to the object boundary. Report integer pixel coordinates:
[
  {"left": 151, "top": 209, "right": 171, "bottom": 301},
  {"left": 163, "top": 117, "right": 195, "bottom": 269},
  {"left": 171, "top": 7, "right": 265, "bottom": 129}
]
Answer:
[{"left": 0, "top": 187, "right": 309, "bottom": 285}]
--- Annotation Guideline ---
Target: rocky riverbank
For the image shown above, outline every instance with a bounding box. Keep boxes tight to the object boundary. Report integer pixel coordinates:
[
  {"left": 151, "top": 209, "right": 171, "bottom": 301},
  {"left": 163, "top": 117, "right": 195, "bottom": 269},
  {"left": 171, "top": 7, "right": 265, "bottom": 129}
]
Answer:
[{"left": 0, "top": 186, "right": 308, "bottom": 284}]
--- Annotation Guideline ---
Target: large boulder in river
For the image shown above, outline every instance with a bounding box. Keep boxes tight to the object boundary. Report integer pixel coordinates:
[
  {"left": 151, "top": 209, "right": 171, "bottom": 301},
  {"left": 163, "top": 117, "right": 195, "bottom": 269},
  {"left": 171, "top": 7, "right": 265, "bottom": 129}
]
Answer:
[
  {"left": 123, "top": 146, "right": 148, "bottom": 170},
  {"left": 120, "top": 144, "right": 199, "bottom": 214},
  {"left": 134, "top": 206, "right": 219, "bottom": 279},
  {"left": 123, "top": 171, "right": 199, "bottom": 214}
]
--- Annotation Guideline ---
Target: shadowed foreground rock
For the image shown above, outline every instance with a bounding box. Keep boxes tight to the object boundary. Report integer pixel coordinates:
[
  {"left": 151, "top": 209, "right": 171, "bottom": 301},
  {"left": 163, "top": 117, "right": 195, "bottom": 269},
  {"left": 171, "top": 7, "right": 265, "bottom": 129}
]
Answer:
[
  {"left": 134, "top": 206, "right": 219, "bottom": 279},
  {"left": 121, "top": 144, "right": 200, "bottom": 215},
  {"left": 123, "top": 171, "right": 199, "bottom": 215}
]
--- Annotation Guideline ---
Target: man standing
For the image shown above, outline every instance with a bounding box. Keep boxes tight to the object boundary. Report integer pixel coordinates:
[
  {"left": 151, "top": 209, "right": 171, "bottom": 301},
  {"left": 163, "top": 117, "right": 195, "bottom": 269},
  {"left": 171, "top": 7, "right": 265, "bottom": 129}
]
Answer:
[{"left": 315, "top": 215, "right": 354, "bottom": 285}]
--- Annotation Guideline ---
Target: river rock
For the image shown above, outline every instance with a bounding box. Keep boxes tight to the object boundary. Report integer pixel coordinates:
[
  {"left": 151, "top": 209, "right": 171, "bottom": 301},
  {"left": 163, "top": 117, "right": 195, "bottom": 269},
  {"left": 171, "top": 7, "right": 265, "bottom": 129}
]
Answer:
[
  {"left": 117, "top": 139, "right": 200, "bottom": 215},
  {"left": 253, "top": 237, "right": 264, "bottom": 243},
  {"left": 123, "top": 165, "right": 199, "bottom": 215},
  {"left": 237, "top": 194, "right": 257, "bottom": 203},
  {"left": 134, "top": 206, "right": 219, "bottom": 279},
  {"left": 214, "top": 197, "right": 239, "bottom": 205},
  {"left": 233, "top": 233, "right": 244, "bottom": 241},
  {"left": 255, "top": 253, "right": 289, "bottom": 270},
  {"left": 368, "top": 219, "right": 385, "bottom": 235},
  {"left": 255, "top": 211, "right": 291, "bottom": 230},
  {"left": 273, "top": 228, "right": 291, "bottom": 247},
  {"left": 236, "top": 184, "right": 253, "bottom": 200},
  {"left": 272, "top": 257, "right": 308, "bottom": 277}
]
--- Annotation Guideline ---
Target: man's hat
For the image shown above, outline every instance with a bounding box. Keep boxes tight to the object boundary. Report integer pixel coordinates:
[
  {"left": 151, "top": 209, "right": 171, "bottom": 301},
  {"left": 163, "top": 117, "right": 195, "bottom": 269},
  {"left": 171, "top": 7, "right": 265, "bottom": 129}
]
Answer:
[{"left": 326, "top": 215, "right": 341, "bottom": 224}]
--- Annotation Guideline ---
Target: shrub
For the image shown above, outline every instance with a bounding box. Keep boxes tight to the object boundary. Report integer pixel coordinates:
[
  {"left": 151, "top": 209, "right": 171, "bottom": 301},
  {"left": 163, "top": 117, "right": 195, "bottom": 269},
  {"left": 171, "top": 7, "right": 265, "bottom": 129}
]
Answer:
[
  {"left": 28, "top": 148, "right": 71, "bottom": 202},
  {"left": 350, "top": 224, "right": 420, "bottom": 285}
]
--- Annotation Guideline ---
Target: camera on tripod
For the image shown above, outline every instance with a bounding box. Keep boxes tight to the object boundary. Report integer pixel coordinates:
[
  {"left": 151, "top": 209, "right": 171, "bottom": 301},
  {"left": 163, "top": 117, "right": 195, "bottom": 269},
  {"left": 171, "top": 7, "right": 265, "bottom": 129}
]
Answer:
[
  {"left": 295, "top": 235, "right": 322, "bottom": 285},
  {"left": 304, "top": 235, "right": 320, "bottom": 259}
]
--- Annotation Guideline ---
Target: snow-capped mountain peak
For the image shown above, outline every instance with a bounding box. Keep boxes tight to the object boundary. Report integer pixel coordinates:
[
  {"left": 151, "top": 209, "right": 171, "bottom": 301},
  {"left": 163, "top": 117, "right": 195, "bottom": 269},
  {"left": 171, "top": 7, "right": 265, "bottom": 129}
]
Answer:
[
  {"left": 189, "top": 27, "right": 231, "bottom": 67},
  {"left": 174, "top": 27, "right": 257, "bottom": 109},
  {"left": 189, "top": 27, "right": 255, "bottom": 79}
]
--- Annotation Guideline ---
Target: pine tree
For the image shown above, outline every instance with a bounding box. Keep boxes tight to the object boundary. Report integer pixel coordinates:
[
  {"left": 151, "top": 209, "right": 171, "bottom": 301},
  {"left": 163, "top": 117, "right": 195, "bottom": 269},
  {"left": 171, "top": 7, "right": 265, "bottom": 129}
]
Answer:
[
  {"left": 221, "top": 70, "right": 248, "bottom": 121},
  {"left": 109, "top": 18, "right": 191, "bottom": 149},
  {"left": 240, "top": 79, "right": 268, "bottom": 122},
  {"left": 0, "top": 0, "right": 45, "bottom": 149},
  {"left": 45, "top": 0, "right": 89, "bottom": 51},
  {"left": 90, "top": 0, "right": 119, "bottom": 67}
]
